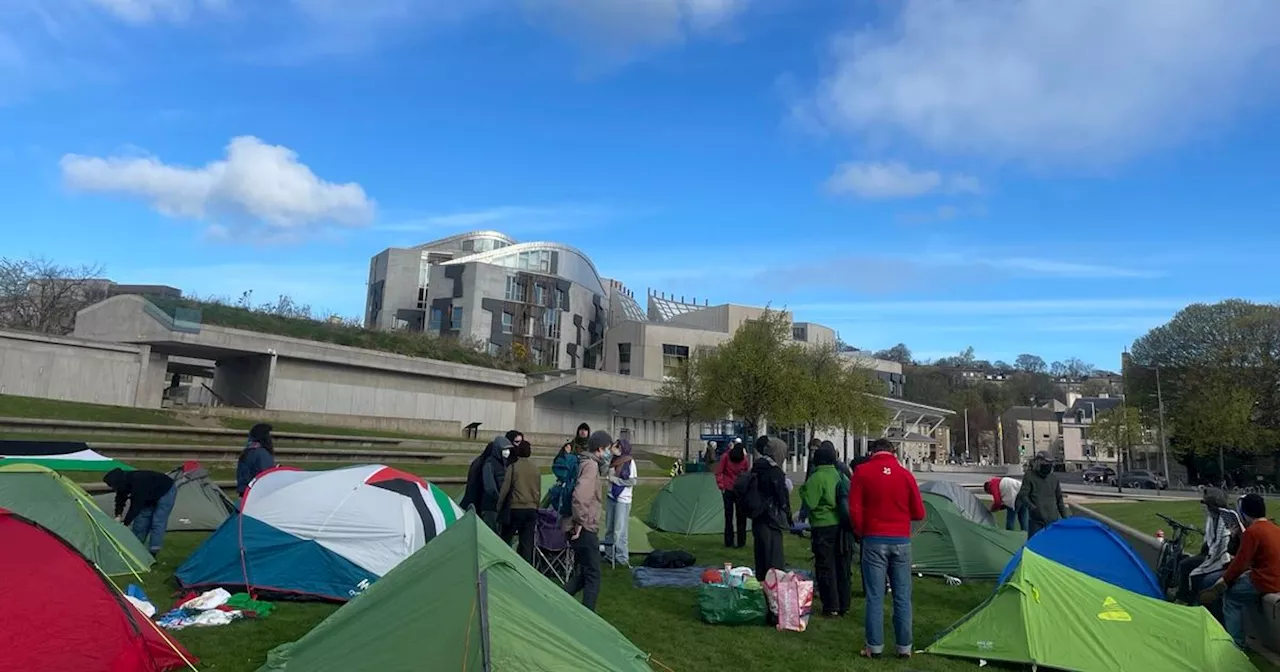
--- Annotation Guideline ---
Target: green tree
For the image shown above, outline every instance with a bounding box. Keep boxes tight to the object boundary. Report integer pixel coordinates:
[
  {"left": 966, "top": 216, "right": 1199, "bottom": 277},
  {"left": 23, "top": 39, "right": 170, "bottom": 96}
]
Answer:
[
  {"left": 656, "top": 354, "right": 713, "bottom": 463},
  {"left": 873, "top": 342, "right": 913, "bottom": 365},
  {"left": 699, "top": 308, "right": 799, "bottom": 440},
  {"left": 789, "top": 343, "right": 846, "bottom": 440},
  {"left": 1079, "top": 378, "right": 1110, "bottom": 397},
  {"left": 1015, "top": 354, "right": 1047, "bottom": 373},
  {"left": 1089, "top": 406, "right": 1145, "bottom": 471},
  {"left": 831, "top": 365, "right": 891, "bottom": 451}
]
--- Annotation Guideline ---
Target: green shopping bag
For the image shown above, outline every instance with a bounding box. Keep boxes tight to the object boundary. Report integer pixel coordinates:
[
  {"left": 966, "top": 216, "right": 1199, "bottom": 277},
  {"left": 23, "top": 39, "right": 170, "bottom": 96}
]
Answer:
[{"left": 698, "top": 583, "right": 767, "bottom": 625}]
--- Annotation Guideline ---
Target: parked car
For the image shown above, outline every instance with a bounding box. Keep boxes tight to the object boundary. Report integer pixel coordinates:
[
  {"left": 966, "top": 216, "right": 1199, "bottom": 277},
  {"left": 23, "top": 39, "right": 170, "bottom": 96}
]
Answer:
[
  {"left": 1119, "top": 470, "right": 1168, "bottom": 489},
  {"left": 1082, "top": 465, "right": 1116, "bottom": 484}
]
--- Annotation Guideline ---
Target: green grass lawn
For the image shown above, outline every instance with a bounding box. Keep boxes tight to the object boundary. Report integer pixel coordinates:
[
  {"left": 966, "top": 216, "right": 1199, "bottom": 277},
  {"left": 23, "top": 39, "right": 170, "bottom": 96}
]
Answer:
[
  {"left": 124, "top": 484, "right": 997, "bottom": 672},
  {"left": 0, "top": 394, "right": 184, "bottom": 425},
  {"left": 1086, "top": 499, "right": 1208, "bottom": 549}
]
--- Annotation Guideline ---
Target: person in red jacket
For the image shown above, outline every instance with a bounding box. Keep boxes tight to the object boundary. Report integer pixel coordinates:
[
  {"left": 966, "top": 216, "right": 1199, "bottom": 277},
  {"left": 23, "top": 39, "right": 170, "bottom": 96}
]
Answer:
[
  {"left": 714, "top": 439, "right": 750, "bottom": 548},
  {"left": 849, "top": 438, "right": 926, "bottom": 659}
]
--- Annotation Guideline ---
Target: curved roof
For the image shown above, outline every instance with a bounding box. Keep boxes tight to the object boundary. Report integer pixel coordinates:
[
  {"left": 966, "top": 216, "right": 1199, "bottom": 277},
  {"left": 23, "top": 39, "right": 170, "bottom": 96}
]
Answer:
[
  {"left": 413, "top": 230, "right": 517, "bottom": 252},
  {"left": 443, "top": 241, "right": 607, "bottom": 295}
]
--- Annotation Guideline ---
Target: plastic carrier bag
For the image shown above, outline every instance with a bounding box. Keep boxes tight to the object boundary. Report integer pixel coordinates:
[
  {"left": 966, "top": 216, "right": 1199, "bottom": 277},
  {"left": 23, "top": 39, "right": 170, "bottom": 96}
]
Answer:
[
  {"left": 697, "top": 584, "right": 768, "bottom": 626},
  {"left": 762, "top": 569, "right": 813, "bottom": 632}
]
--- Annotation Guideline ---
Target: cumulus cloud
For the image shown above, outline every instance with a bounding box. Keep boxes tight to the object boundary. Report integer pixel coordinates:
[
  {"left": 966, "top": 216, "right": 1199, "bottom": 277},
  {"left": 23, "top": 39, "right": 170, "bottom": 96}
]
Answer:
[
  {"left": 811, "top": 0, "right": 1280, "bottom": 167},
  {"left": 825, "top": 161, "right": 980, "bottom": 199},
  {"left": 60, "top": 136, "right": 375, "bottom": 238},
  {"left": 520, "top": 0, "right": 751, "bottom": 66}
]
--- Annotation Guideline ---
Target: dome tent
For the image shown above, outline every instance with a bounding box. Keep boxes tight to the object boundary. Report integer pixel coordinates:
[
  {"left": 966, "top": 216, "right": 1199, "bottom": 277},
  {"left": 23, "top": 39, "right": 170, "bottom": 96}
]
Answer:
[
  {"left": 0, "top": 464, "right": 153, "bottom": 577},
  {"left": 646, "top": 472, "right": 740, "bottom": 535},
  {"left": 178, "top": 465, "right": 462, "bottom": 600},
  {"left": 998, "top": 517, "right": 1162, "bottom": 599},
  {"left": 912, "top": 492, "right": 1025, "bottom": 579},
  {"left": 919, "top": 479, "right": 997, "bottom": 527},
  {"left": 0, "top": 508, "right": 196, "bottom": 672},
  {"left": 258, "top": 513, "right": 652, "bottom": 672}
]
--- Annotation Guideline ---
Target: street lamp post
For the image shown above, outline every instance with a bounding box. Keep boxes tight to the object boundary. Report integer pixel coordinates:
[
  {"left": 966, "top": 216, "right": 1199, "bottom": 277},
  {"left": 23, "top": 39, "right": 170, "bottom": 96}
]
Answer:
[
  {"left": 1029, "top": 397, "right": 1037, "bottom": 463},
  {"left": 1155, "top": 365, "right": 1171, "bottom": 482}
]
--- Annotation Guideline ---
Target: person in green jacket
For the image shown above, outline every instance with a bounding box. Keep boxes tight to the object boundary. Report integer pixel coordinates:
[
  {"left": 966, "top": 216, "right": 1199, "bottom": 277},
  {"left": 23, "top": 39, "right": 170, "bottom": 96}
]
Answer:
[
  {"left": 800, "top": 443, "right": 852, "bottom": 617},
  {"left": 1016, "top": 451, "right": 1069, "bottom": 538}
]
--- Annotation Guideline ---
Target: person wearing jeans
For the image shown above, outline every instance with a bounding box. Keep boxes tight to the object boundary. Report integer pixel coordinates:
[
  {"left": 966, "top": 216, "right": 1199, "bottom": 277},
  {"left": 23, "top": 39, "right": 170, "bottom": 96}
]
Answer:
[
  {"left": 604, "top": 439, "right": 638, "bottom": 565},
  {"left": 1200, "top": 493, "right": 1280, "bottom": 647},
  {"left": 849, "top": 439, "right": 926, "bottom": 659},
  {"left": 714, "top": 439, "right": 750, "bottom": 548},
  {"left": 103, "top": 468, "right": 177, "bottom": 556},
  {"left": 563, "top": 429, "right": 612, "bottom": 611}
]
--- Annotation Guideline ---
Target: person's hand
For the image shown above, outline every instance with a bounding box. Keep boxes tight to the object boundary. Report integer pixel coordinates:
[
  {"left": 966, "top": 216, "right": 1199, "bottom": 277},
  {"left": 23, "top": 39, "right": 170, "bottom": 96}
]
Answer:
[
  {"left": 114, "top": 515, "right": 122, "bottom": 522},
  {"left": 570, "top": 525, "right": 582, "bottom": 541}
]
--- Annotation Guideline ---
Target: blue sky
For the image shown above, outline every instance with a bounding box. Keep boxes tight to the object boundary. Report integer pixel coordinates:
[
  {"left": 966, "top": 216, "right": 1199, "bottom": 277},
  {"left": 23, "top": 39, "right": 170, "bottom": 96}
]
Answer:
[{"left": 4, "top": 1, "right": 1280, "bottom": 371}]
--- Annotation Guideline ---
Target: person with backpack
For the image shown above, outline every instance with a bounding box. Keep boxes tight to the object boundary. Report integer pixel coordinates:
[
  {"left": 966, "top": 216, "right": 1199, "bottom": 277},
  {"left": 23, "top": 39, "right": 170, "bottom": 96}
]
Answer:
[
  {"left": 236, "top": 423, "right": 275, "bottom": 497},
  {"left": 738, "top": 436, "right": 791, "bottom": 581},
  {"left": 561, "top": 429, "right": 613, "bottom": 611},
  {"left": 850, "top": 438, "right": 925, "bottom": 659},
  {"left": 799, "top": 442, "right": 852, "bottom": 617},
  {"left": 715, "top": 440, "right": 750, "bottom": 548}
]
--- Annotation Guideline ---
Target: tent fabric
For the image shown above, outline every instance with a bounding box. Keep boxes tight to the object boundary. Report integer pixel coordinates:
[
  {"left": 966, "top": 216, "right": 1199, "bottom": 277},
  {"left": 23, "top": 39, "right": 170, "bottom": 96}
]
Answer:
[
  {"left": 628, "top": 517, "right": 654, "bottom": 555},
  {"left": 177, "top": 464, "right": 462, "bottom": 600},
  {"left": 646, "top": 473, "right": 737, "bottom": 535},
  {"left": 94, "top": 462, "right": 235, "bottom": 532},
  {"left": 919, "top": 480, "right": 997, "bottom": 527},
  {"left": 997, "top": 517, "right": 1162, "bottom": 599},
  {"left": 926, "top": 549, "right": 1255, "bottom": 672},
  {"left": 258, "top": 512, "right": 652, "bottom": 672},
  {"left": 0, "top": 439, "right": 132, "bottom": 471},
  {"left": 912, "top": 493, "right": 1025, "bottom": 579},
  {"left": 0, "top": 464, "right": 153, "bottom": 577},
  {"left": 0, "top": 508, "right": 196, "bottom": 672}
]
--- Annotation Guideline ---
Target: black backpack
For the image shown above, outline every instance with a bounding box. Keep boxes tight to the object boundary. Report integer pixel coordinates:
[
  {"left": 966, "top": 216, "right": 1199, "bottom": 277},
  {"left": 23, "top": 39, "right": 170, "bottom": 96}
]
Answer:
[{"left": 734, "top": 470, "right": 766, "bottom": 519}]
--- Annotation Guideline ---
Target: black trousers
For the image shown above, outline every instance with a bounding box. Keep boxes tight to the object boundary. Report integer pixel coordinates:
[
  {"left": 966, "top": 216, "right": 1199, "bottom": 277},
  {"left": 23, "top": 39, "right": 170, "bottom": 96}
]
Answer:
[
  {"left": 566, "top": 529, "right": 602, "bottom": 611},
  {"left": 723, "top": 491, "right": 746, "bottom": 547},
  {"left": 504, "top": 508, "right": 538, "bottom": 564},
  {"left": 752, "top": 522, "right": 785, "bottom": 581},
  {"left": 480, "top": 510, "right": 500, "bottom": 533},
  {"left": 811, "top": 525, "right": 853, "bottom": 615}
]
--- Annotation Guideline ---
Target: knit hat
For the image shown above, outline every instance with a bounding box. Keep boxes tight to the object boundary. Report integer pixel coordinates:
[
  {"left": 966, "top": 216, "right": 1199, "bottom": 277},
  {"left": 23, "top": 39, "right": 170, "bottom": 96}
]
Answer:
[{"left": 586, "top": 430, "right": 613, "bottom": 453}]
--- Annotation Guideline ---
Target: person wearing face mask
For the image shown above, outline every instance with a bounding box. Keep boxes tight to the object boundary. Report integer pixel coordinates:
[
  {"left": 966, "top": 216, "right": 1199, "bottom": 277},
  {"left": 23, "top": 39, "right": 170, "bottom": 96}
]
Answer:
[
  {"left": 1015, "top": 451, "right": 1068, "bottom": 538},
  {"left": 497, "top": 439, "right": 541, "bottom": 563},
  {"left": 603, "top": 439, "right": 639, "bottom": 566},
  {"left": 478, "top": 436, "right": 513, "bottom": 532},
  {"left": 563, "top": 429, "right": 613, "bottom": 612}
]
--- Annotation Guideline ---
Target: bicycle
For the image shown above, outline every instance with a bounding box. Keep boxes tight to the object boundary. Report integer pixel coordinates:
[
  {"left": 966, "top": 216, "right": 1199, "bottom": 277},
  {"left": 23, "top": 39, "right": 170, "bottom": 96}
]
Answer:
[{"left": 1154, "top": 513, "right": 1202, "bottom": 602}]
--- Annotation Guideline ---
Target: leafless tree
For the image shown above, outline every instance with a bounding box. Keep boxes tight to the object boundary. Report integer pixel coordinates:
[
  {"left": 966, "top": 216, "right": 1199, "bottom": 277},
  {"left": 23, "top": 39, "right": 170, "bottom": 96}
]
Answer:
[{"left": 0, "top": 257, "right": 109, "bottom": 335}]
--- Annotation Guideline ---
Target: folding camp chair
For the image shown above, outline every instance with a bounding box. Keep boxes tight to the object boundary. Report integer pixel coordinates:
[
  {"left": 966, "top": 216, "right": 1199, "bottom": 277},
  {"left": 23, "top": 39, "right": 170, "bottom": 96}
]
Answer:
[{"left": 534, "top": 509, "right": 574, "bottom": 585}]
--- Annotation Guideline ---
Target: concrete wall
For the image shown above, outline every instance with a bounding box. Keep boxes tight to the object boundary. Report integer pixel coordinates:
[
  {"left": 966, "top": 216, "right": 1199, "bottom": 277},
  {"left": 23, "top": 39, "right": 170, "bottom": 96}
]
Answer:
[
  {"left": 212, "top": 354, "right": 273, "bottom": 408},
  {"left": 366, "top": 247, "right": 425, "bottom": 330},
  {"left": 269, "top": 357, "right": 517, "bottom": 430},
  {"left": 0, "top": 329, "right": 165, "bottom": 407},
  {"left": 603, "top": 320, "right": 729, "bottom": 380}
]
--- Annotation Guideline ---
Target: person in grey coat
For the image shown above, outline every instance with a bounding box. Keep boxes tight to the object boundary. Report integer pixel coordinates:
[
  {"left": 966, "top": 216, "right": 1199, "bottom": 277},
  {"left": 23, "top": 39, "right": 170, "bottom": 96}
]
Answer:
[{"left": 1016, "top": 451, "right": 1069, "bottom": 537}]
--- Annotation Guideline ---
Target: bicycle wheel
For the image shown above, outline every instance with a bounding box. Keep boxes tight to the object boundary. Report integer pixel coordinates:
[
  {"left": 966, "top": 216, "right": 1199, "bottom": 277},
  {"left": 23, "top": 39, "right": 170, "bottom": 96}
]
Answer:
[{"left": 1154, "top": 544, "right": 1178, "bottom": 600}]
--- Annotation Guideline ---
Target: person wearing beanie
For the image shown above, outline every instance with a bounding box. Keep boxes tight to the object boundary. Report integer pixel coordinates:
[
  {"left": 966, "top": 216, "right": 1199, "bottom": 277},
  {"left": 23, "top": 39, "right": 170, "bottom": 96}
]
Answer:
[
  {"left": 800, "top": 442, "right": 853, "bottom": 617},
  {"left": 103, "top": 467, "right": 177, "bottom": 556},
  {"left": 1016, "top": 450, "right": 1068, "bottom": 538},
  {"left": 1203, "top": 493, "right": 1280, "bottom": 648},
  {"left": 572, "top": 423, "right": 591, "bottom": 451},
  {"left": 564, "top": 429, "right": 613, "bottom": 611}
]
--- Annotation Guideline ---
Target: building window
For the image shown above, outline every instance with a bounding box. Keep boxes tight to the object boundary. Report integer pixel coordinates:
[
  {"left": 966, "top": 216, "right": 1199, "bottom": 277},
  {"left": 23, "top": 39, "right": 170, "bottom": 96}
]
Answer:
[
  {"left": 531, "top": 347, "right": 543, "bottom": 365},
  {"left": 792, "top": 325, "right": 807, "bottom": 341},
  {"left": 545, "top": 310, "right": 560, "bottom": 338},
  {"left": 618, "top": 343, "right": 632, "bottom": 376},
  {"left": 487, "top": 342, "right": 501, "bottom": 356},
  {"left": 555, "top": 288, "right": 565, "bottom": 309},
  {"left": 662, "top": 344, "right": 689, "bottom": 379},
  {"left": 501, "top": 311, "right": 513, "bottom": 334},
  {"left": 450, "top": 306, "right": 464, "bottom": 330},
  {"left": 533, "top": 284, "right": 546, "bottom": 306},
  {"left": 505, "top": 276, "right": 526, "bottom": 302},
  {"left": 428, "top": 307, "right": 443, "bottom": 332}
]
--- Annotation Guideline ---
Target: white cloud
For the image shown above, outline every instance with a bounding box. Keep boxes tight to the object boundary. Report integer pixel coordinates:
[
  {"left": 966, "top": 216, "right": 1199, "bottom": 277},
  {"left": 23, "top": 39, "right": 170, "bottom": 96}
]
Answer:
[
  {"left": 519, "top": 0, "right": 751, "bottom": 66},
  {"left": 825, "top": 161, "right": 979, "bottom": 199},
  {"left": 811, "top": 0, "right": 1280, "bottom": 166},
  {"left": 60, "top": 136, "right": 375, "bottom": 238}
]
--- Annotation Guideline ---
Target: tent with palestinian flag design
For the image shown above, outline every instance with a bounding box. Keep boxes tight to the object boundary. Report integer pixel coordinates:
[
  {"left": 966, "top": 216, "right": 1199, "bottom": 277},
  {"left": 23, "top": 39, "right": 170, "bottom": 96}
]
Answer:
[
  {"left": 0, "top": 508, "right": 196, "bottom": 672},
  {"left": 0, "top": 439, "right": 131, "bottom": 471},
  {"left": 177, "top": 464, "right": 462, "bottom": 601},
  {"left": 258, "top": 512, "right": 652, "bottom": 672}
]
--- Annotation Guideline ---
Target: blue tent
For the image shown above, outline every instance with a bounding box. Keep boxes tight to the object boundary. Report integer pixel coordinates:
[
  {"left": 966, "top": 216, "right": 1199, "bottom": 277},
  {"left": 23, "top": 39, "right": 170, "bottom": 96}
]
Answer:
[{"left": 996, "top": 517, "right": 1162, "bottom": 599}]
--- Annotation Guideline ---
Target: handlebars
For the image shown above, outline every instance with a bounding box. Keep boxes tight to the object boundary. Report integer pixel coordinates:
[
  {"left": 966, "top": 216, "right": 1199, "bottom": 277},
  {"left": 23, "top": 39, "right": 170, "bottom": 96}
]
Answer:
[{"left": 1156, "top": 513, "right": 1203, "bottom": 535}]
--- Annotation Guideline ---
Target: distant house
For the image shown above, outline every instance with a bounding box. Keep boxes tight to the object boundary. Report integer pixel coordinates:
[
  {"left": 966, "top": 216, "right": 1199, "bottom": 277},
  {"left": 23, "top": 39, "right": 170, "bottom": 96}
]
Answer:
[
  {"left": 1059, "top": 395, "right": 1125, "bottom": 469},
  {"left": 999, "top": 406, "right": 1062, "bottom": 465}
]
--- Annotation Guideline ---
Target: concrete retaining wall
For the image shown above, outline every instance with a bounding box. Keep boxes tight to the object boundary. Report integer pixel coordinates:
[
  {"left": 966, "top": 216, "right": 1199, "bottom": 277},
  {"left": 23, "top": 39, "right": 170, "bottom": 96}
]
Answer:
[
  {"left": 194, "top": 406, "right": 462, "bottom": 437},
  {"left": 0, "top": 329, "right": 166, "bottom": 408},
  {"left": 1071, "top": 503, "right": 1165, "bottom": 570}
]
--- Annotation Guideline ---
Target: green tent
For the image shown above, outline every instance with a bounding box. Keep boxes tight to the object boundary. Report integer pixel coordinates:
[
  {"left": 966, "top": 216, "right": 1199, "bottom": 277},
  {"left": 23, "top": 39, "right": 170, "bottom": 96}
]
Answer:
[
  {"left": 0, "top": 464, "right": 153, "bottom": 577},
  {"left": 259, "top": 512, "right": 652, "bottom": 672},
  {"left": 912, "top": 493, "right": 1025, "bottom": 579},
  {"left": 645, "top": 473, "right": 732, "bottom": 535},
  {"left": 926, "top": 548, "right": 1255, "bottom": 671},
  {"left": 93, "top": 462, "right": 235, "bottom": 531},
  {"left": 627, "top": 517, "right": 655, "bottom": 555}
]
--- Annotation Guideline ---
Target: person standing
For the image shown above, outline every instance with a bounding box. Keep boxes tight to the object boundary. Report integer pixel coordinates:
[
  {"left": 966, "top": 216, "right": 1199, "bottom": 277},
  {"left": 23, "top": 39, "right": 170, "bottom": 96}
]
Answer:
[
  {"left": 799, "top": 443, "right": 852, "bottom": 617},
  {"left": 748, "top": 437, "right": 792, "bottom": 581},
  {"left": 479, "top": 436, "right": 513, "bottom": 532},
  {"left": 604, "top": 439, "right": 639, "bottom": 566},
  {"left": 236, "top": 423, "right": 276, "bottom": 497},
  {"left": 850, "top": 438, "right": 925, "bottom": 659},
  {"left": 564, "top": 430, "right": 613, "bottom": 611},
  {"left": 714, "top": 440, "right": 750, "bottom": 548},
  {"left": 983, "top": 475, "right": 1027, "bottom": 531},
  {"left": 103, "top": 468, "right": 177, "bottom": 557},
  {"left": 497, "top": 439, "right": 541, "bottom": 563},
  {"left": 1201, "top": 493, "right": 1280, "bottom": 648},
  {"left": 1017, "top": 451, "right": 1068, "bottom": 537}
]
